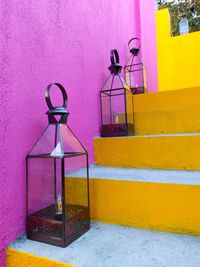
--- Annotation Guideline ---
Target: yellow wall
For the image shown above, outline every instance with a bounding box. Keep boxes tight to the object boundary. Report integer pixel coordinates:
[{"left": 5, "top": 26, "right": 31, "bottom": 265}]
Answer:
[{"left": 156, "top": 9, "right": 200, "bottom": 92}]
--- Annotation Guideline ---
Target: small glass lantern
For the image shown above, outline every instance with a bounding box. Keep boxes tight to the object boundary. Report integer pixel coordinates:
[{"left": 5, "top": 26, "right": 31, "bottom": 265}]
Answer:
[
  {"left": 26, "top": 83, "right": 90, "bottom": 247},
  {"left": 100, "top": 49, "right": 134, "bottom": 137},
  {"left": 124, "top": 38, "right": 147, "bottom": 94}
]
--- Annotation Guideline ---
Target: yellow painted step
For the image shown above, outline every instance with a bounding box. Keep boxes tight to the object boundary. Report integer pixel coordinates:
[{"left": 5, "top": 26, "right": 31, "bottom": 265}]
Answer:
[
  {"left": 6, "top": 248, "right": 74, "bottom": 267},
  {"left": 94, "top": 134, "right": 200, "bottom": 170},
  {"left": 134, "top": 86, "right": 200, "bottom": 135},
  {"left": 66, "top": 166, "right": 200, "bottom": 235}
]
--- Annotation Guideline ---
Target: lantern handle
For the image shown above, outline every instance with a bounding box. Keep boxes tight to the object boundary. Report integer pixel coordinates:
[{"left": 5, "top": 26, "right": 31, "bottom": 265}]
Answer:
[
  {"left": 45, "top": 83, "right": 68, "bottom": 110},
  {"left": 128, "top": 37, "right": 141, "bottom": 53},
  {"left": 110, "top": 49, "right": 120, "bottom": 65}
]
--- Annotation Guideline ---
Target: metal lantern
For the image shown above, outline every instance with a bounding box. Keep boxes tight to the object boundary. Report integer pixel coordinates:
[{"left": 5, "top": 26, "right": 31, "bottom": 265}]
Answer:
[
  {"left": 124, "top": 38, "right": 147, "bottom": 94},
  {"left": 26, "top": 83, "right": 90, "bottom": 247},
  {"left": 100, "top": 49, "right": 134, "bottom": 137}
]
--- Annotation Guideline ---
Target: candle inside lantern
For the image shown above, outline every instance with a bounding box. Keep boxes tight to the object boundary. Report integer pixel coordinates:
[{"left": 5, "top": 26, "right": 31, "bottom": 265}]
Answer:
[
  {"left": 55, "top": 194, "right": 63, "bottom": 221},
  {"left": 114, "top": 113, "right": 119, "bottom": 124}
]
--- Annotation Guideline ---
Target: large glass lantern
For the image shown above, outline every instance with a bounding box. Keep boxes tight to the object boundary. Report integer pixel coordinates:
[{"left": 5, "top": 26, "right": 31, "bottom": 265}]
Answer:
[
  {"left": 124, "top": 38, "right": 147, "bottom": 94},
  {"left": 100, "top": 49, "right": 134, "bottom": 137},
  {"left": 26, "top": 83, "right": 90, "bottom": 247}
]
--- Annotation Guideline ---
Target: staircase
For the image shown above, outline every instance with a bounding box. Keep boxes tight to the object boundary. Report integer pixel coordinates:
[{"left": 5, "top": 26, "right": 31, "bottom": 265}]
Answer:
[
  {"left": 93, "top": 86, "right": 200, "bottom": 233},
  {"left": 7, "top": 87, "right": 200, "bottom": 267}
]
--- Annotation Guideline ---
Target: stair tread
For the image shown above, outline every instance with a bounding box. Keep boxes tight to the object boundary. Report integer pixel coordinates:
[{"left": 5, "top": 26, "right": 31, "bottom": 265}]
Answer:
[
  {"left": 95, "top": 132, "right": 200, "bottom": 139},
  {"left": 68, "top": 165, "right": 200, "bottom": 185},
  {"left": 10, "top": 221, "right": 200, "bottom": 267}
]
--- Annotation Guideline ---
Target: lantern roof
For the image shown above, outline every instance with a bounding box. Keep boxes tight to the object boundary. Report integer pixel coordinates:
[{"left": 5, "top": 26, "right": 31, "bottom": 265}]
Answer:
[
  {"left": 28, "top": 83, "right": 86, "bottom": 158},
  {"left": 101, "top": 49, "right": 131, "bottom": 93}
]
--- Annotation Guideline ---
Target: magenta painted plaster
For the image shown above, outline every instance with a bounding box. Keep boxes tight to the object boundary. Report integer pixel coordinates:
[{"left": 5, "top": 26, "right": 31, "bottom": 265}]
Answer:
[
  {"left": 0, "top": 0, "right": 139, "bottom": 264},
  {"left": 134, "top": 0, "right": 141, "bottom": 40},
  {"left": 139, "top": 0, "right": 158, "bottom": 92}
]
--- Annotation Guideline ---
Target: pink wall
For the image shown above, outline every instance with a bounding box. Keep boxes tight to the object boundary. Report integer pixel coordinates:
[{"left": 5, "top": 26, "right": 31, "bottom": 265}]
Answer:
[
  {"left": 0, "top": 0, "right": 139, "bottom": 264},
  {"left": 139, "top": 0, "right": 158, "bottom": 92},
  {"left": 134, "top": 0, "right": 141, "bottom": 40}
]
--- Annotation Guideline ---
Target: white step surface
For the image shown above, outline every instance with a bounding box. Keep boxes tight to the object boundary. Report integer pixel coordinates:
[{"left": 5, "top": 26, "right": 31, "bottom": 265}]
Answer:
[
  {"left": 10, "top": 221, "right": 200, "bottom": 267},
  {"left": 68, "top": 165, "right": 200, "bottom": 185}
]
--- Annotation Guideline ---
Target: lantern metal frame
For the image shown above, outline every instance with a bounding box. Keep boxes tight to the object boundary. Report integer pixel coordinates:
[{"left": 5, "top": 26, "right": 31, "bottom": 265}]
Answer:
[
  {"left": 124, "top": 38, "right": 147, "bottom": 94},
  {"left": 26, "top": 83, "right": 90, "bottom": 247},
  {"left": 100, "top": 49, "right": 134, "bottom": 137}
]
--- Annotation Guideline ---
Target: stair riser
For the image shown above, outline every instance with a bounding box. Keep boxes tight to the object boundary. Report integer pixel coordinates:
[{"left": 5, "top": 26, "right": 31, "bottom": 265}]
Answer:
[
  {"left": 94, "top": 135, "right": 200, "bottom": 170},
  {"left": 66, "top": 178, "right": 200, "bottom": 235},
  {"left": 134, "top": 108, "right": 200, "bottom": 135},
  {"left": 133, "top": 86, "right": 200, "bottom": 135}
]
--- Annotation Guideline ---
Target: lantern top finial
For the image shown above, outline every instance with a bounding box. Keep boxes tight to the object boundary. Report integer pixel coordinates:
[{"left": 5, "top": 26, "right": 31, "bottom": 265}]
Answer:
[
  {"left": 45, "top": 83, "right": 69, "bottom": 124},
  {"left": 108, "top": 49, "right": 122, "bottom": 74},
  {"left": 128, "top": 37, "right": 140, "bottom": 55}
]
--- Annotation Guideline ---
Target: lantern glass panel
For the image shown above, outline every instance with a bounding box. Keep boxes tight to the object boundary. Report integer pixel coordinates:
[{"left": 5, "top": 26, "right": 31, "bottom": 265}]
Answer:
[
  {"left": 64, "top": 154, "right": 89, "bottom": 242},
  {"left": 29, "top": 125, "right": 56, "bottom": 156},
  {"left": 126, "top": 89, "right": 134, "bottom": 131},
  {"left": 125, "top": 56, "right": 145, "bottom": 94},
  {"left": 125, "top": 57, "right": 143, "bottom": 88},
  {"left": 27, "top": 158, "right": 56, "bottom": 215},
  {"left": 143, "top": 65, "right": 147, "bottom": 91},
  {"left": 65, "top": 154, "right": 89, "bottom": 219},
  {"left": 102, "top": 73, "right": 126, "bottom": 91},
  {"left": 101, "top": 88, "right": 126, "bottom": 126},
  {"left": 27, "top": 157, "right": 64, "bottom": 244},
  {"left": 60, "top": 124, "right": 85, "bottom": 154},
  {"left": 101, "top": 91, "right": 111, "bottom": 125}
]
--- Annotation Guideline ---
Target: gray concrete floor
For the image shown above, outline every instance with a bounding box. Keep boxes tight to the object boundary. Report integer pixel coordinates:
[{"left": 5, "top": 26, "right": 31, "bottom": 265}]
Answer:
[{"left": 11, "top": 221, "right": 200, "bottom": 267}]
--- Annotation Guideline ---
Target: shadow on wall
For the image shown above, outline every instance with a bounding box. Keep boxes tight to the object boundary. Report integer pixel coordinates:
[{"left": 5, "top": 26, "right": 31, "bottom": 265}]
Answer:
[{"left": 156, "top": 9, "right": 200, "bottom": 92}]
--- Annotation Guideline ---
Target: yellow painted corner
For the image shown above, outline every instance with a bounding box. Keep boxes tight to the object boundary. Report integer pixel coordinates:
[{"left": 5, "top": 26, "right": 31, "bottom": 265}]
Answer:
[{"left": 6, "top": 247, "right": 75, "bottom": 267}]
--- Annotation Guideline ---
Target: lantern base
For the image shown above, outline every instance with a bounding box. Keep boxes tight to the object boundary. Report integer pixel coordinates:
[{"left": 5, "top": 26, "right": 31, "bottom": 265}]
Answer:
[
  {"left": 55, "top": 212, "right": 63, "bottom": 221},
  {"left": 101, "top": 123, "right": 134, "bottom": 137},
  {"left": 27, "top": 204, "right": 90, "bottom": 247},
  {"left": 131, "top": 86, "right": 145, "bottom": 94}
]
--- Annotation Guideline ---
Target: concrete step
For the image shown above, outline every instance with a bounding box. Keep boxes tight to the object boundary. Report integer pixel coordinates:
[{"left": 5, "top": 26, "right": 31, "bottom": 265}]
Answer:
[
  {"left": 66, "top": 165, "right": 200, "bottom": 236},
  {"left": 7, "top": 221, "right": 200, "bottom": 267},
  {"left": 94, "top": 133, "right": 200, "bottom": 170},
  {"left": 134, "top": 86, "right": 200, "bottom": 135}
]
